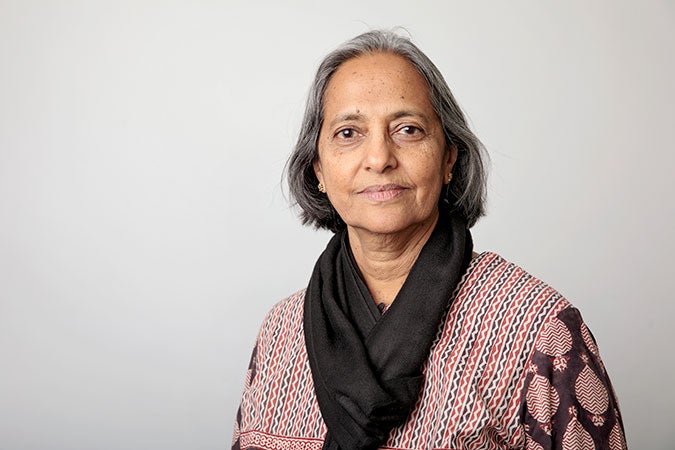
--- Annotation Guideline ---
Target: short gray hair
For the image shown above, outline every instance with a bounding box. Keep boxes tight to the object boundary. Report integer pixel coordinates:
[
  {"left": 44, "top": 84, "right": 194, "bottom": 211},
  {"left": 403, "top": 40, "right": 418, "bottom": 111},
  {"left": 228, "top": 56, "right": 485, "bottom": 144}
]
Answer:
[{"left": 286, "top": 30, "right": 488, "bottom": 232}]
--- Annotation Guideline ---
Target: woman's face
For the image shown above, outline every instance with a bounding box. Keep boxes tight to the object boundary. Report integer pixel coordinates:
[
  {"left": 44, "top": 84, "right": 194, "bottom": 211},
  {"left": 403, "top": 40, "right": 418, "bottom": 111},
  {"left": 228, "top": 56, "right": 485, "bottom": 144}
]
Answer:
[{"left": 314, "top": 52, "right": 456, "bottom": 236}]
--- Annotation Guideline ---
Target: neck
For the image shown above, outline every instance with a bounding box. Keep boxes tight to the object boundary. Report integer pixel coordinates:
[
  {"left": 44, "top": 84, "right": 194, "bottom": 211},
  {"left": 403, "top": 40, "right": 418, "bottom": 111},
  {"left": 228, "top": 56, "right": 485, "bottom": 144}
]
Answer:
[{"left": 347, "top": 210, "right": 439, "bottom": 306}]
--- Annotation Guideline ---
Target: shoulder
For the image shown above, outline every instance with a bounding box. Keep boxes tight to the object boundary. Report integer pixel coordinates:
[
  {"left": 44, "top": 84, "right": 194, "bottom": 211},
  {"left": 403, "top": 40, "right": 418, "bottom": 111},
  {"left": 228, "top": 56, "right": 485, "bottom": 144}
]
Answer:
[
  {"left": 453, "top": 251, "right": 575, "bottom": 376},
  {"left": 255, "top": 289, "right": 307, "bottom": 348},
  {"left": 531, "top": 306, "right": 603, "bottom": 370},
  {"left": 461, "top": 251, "right": 571, "bottom": 322},
  {"left": 263, "top": 288, "right": 306, "bottom": 322},
  {"left": 466, "top": 251, "right": 564, "bottom": 298}
]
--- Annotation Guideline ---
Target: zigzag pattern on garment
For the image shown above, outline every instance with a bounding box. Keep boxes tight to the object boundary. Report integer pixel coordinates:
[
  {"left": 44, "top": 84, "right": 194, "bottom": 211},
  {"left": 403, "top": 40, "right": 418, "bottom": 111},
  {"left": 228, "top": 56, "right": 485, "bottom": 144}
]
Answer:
[
  {"left": 526, "top": 374, "right": 560, "bottom": 423},
  {"left": 234, "top": 252, "right": 571, "bottom": 450},
  {"left": 537, "top": 317, "right": 573, "bottom": 356},
  {"left": 575, "top": 365, "right": 610, "bottom": 415},
  {"left": 521, "top": 306, "right": 626, "bottom": 449}
]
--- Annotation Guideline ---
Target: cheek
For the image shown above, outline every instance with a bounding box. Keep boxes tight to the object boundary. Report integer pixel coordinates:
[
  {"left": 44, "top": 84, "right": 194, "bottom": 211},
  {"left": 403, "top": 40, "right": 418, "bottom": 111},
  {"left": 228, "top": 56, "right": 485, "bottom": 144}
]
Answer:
[
  {"left": 321, "top": 161, "right": 343, "bottom": 185},
  {"left": 414, "top": 153, "right": 445, "bottom": 187},
  {"left": 322, "top": 153, "right": 356, "bottom": 183},
  {"left": 410, "top": 157, "right": 446, "bottom": 206},
  {"left": 321, "top": 162, "right": 354, "bottom": 208}
]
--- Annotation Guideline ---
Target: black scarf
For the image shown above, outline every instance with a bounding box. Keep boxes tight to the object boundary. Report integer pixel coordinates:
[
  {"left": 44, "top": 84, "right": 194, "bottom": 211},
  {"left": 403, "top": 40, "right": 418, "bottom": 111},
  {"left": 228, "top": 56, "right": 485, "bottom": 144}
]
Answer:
[{"left": 303, "top": 209, "right": 473, "bottom": 450}]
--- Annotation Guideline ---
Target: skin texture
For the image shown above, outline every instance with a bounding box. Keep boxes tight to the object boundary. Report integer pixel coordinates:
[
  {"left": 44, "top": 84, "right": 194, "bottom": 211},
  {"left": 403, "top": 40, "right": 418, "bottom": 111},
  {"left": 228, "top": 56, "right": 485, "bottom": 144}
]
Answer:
[{"left": 313, "top": 52, "right": 457, "bottom": 304}]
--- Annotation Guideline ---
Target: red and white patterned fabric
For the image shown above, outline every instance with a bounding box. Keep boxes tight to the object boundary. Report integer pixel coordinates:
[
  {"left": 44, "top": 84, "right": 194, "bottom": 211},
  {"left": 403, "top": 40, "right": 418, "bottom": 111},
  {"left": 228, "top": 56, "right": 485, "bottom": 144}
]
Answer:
[{"left": 232, "top": 252, "right": 626, "bottom": 450}]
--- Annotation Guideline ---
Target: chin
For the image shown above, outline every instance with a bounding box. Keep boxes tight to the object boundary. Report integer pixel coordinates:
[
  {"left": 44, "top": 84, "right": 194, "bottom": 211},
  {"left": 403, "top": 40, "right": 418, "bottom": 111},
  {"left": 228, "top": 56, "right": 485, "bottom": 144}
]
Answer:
[{"left": 348, "top": 212, "right": 431, "bottom": 236}]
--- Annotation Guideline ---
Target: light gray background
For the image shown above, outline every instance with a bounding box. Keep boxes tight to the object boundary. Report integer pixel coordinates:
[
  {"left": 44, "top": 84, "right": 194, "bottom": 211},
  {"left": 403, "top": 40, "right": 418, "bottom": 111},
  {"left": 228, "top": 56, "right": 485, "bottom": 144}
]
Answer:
[{"left": 1, "top": 1, "right": 673, "bottom": 449}]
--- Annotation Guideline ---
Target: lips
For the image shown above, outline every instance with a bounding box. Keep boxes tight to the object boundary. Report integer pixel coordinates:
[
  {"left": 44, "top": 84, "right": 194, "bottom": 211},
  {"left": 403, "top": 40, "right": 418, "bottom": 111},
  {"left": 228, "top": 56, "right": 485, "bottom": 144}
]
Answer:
[{"left": 358, "top": 184, "right": 408, "bottom": 202}]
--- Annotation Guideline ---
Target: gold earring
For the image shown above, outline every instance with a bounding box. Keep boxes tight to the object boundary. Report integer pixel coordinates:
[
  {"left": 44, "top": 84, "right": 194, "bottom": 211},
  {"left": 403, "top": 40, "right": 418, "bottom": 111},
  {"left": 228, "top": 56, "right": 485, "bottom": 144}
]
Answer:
[
  {"left": 318, "top": 182, "right": 326, "bottom": 193},
  {"left": 446, "top": 172, "right": 453, "bottom": 183}
]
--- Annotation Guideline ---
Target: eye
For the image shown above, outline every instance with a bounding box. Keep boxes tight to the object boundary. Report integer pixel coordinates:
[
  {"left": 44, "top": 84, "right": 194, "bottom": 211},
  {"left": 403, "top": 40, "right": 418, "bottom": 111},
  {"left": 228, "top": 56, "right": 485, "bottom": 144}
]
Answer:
[
  {"left": 398, "top": 125, "right": 422, "bottom": 135},
  {"left": 335, "top": 128, "right": 358, "bottom": 139},
  {"left": 394, "top": 125, "right": 425, "bottom": 141}
]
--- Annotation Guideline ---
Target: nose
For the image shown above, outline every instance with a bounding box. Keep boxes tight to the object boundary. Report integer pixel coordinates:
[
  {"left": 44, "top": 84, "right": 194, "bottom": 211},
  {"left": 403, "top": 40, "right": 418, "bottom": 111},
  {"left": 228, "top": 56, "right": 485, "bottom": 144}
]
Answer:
[{"left": 363, "top": 132, "right": 397, "bottom": 173}]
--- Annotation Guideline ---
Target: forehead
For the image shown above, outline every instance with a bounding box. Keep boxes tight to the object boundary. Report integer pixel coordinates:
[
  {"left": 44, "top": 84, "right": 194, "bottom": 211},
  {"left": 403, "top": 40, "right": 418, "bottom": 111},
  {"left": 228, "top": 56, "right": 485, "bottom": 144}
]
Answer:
[{"left": 323, "top": 52, "right": 435, "bottom": 116}]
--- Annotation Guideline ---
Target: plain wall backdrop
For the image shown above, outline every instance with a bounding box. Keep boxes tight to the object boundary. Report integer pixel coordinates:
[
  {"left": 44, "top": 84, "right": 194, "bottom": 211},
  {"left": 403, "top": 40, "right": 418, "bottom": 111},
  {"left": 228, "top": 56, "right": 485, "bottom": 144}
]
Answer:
[{"left": 1, "top": 1, "right": 673, "bottom": 449}]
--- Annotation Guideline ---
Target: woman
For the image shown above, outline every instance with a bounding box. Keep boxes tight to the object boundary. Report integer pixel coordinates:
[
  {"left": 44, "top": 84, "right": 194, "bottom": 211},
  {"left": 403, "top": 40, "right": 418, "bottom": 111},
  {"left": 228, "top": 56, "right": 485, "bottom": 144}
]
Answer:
[{"left": 232, "top": 30, "right": 626, "bottom": 450}]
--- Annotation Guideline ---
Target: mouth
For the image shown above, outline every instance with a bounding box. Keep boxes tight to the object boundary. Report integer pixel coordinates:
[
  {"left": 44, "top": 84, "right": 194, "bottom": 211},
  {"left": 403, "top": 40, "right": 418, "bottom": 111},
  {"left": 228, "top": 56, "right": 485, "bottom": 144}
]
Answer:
[{"left": 357, "top": 184, "right": 408, "bottom": 202}]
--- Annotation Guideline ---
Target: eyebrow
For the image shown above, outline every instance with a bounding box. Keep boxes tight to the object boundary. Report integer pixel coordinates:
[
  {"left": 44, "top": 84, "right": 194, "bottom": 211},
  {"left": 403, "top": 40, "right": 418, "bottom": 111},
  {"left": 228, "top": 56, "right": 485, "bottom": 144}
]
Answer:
[
  {"left": 390, "top": 110, "right": 430, "bottom": 122},
  {"left": 326, "top": 110, "right": 430, "bottom": 128},
  {"left": 327, "top": 112, "right": 366, "bottom": 129}
]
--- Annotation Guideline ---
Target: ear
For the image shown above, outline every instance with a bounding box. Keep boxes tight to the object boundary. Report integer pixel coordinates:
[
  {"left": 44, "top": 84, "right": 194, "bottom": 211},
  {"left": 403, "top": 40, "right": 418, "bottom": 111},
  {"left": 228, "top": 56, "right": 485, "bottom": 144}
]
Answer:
[
  {"left": 444, "top": 144, "right": 458, "bottom": 176},
  {"left": 313, "top": 159, "right": 324, "bottom": 184}
]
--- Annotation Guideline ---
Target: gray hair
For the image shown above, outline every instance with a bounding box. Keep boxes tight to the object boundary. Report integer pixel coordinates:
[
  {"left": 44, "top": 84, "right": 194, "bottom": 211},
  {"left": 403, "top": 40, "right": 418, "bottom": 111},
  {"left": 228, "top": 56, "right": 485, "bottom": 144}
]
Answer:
[{"left": 286, "top": 30, "right": 488, "bottom": 232}]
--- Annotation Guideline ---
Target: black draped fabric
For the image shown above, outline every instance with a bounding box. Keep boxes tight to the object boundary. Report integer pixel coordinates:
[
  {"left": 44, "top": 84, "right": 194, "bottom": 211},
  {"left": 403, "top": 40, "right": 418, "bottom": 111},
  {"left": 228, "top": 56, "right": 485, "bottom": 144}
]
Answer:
[{"left": 303, "top": 209, "right": 473, "bottom": 450}]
